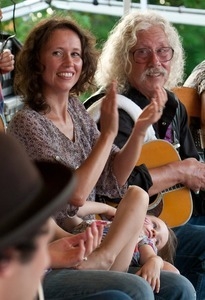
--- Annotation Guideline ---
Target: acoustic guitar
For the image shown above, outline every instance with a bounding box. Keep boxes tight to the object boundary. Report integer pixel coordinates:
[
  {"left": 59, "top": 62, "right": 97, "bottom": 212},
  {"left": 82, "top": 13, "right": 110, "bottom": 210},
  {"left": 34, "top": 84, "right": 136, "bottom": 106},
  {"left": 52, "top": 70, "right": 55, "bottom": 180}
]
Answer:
[{"left": 137, "top": 139, "right": 193, "bottom": 228}]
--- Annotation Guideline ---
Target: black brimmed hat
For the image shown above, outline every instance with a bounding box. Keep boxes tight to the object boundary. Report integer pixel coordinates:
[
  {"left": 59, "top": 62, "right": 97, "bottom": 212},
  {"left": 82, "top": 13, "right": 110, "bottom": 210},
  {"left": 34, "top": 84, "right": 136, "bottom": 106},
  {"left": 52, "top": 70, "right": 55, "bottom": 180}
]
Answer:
[{"left": 0, "top": 133, "right": 76, "bottom": 250}]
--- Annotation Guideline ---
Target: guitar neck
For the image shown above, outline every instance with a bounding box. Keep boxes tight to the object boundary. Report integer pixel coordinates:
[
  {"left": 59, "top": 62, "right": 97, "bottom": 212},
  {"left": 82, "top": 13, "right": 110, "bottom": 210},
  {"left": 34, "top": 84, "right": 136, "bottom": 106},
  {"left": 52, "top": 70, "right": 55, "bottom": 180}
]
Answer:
[
  {"left": 199, "top": 128, "right": 205, "bottom": 149},
  {"left": 190, "top": 117, "right": 205, "bottom": 160}
]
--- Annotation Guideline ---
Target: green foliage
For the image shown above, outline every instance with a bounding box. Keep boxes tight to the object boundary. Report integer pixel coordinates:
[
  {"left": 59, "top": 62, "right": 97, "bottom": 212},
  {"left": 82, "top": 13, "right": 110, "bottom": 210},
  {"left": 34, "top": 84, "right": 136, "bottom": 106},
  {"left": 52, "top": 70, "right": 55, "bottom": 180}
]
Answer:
[
  {"left": 69, "top": 12, "right": 118, "bottom": 49},
  {"left": 176, "top": 24, "right": 205, "bottom": 79}
]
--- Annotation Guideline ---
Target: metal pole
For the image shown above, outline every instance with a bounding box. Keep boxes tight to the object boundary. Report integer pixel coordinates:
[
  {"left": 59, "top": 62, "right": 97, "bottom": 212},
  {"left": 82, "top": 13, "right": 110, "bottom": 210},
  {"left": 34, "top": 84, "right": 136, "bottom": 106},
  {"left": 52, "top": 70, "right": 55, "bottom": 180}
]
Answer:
[
  {"left": 140, "top": 0, "right": 148, "bottom": 11},
  {"left": 123, "top": 0, "right": 131, "bottom": 15}
]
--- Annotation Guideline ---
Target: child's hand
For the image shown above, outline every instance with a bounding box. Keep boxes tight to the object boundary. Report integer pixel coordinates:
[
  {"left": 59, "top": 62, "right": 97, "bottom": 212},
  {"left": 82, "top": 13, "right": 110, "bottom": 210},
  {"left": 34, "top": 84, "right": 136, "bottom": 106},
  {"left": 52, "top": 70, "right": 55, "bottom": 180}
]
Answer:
[{"left": 136, "top": 256, "right": 163, "bottom": 293}]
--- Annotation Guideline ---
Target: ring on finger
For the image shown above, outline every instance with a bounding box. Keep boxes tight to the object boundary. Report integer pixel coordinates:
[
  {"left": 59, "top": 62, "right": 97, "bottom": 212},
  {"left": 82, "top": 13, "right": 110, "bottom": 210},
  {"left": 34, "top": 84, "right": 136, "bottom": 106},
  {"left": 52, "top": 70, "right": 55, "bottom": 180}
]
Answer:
[{"left": 158, "top": 106, "right": 165, "bottom": 113}]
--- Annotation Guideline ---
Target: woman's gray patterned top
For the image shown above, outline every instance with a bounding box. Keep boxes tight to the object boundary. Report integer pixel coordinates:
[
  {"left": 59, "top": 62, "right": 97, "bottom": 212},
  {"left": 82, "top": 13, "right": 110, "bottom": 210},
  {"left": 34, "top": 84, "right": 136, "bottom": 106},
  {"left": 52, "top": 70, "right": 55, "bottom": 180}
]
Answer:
[{"left": 7, "top": 96, "right": 127, "bottom": 228}]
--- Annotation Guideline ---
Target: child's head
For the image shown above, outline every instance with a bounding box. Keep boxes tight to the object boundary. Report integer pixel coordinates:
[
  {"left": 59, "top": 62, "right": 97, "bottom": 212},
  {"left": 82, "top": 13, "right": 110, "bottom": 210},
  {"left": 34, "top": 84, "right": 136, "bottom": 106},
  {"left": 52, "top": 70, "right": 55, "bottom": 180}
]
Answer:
[
  {"left": 144, "top": 215, "right": 169, "bottom": 251},
  {"left": 144, "top": 214, "right": 177, "bottom": 263}
]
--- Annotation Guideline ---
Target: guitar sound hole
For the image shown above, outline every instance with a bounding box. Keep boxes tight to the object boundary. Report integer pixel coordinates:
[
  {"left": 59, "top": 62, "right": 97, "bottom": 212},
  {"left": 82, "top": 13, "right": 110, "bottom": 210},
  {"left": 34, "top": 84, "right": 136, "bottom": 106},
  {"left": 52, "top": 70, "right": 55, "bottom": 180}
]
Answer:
[{"left": 148, "top": 195, "right": 163, "bottom": 217}]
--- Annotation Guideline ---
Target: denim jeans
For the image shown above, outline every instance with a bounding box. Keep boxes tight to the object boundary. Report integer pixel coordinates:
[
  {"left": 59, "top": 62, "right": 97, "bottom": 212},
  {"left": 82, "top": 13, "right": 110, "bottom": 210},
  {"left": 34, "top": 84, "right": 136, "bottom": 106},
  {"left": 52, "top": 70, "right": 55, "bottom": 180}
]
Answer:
[
  {"left": 174, "top": 216, "right": 205, "bottom": 300},
  {"left": 43, "top": 268, "right": 196, "bottom": 300},
  {"left": 129, "top": 267, "right": 196, "bottom": 300},
  {"left": 43, "top": 269, "right": 154, "bottom": 300},
  {"left": 83, "top": 290, "right": 133, "bottom": 300}
]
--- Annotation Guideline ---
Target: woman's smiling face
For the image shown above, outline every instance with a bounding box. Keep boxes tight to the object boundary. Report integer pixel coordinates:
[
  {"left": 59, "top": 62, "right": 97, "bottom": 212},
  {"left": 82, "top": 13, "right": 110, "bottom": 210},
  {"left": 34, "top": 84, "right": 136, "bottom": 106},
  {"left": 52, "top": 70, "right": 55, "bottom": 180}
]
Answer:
[{"left": 40, "top": 28, "right": 83, "bottom": 96}]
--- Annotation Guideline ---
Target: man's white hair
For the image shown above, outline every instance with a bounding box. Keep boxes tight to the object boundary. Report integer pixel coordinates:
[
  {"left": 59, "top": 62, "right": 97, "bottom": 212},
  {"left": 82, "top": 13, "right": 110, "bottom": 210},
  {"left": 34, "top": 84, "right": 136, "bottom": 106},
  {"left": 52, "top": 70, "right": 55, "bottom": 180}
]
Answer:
[{"left": 95, "top": 10, "right": 185, "bottom": 93}]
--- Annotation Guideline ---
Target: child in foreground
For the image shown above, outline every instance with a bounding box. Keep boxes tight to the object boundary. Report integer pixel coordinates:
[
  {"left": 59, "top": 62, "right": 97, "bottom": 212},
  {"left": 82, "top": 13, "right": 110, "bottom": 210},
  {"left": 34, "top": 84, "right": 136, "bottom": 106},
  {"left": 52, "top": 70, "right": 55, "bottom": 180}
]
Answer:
[{"left": 71, "top": 187, "right": 178, "bottom": 293}]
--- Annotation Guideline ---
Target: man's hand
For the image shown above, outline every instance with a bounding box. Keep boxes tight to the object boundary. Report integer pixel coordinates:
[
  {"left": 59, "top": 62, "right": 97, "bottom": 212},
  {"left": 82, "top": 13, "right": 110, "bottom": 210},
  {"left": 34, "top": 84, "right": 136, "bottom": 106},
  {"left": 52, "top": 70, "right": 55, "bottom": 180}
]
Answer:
[
  {"left": 136, "top": 85, "right": 167, "bottom": 135},
  {"left": 0, "top": 49, "right": 14, "bottom": 73},
  {"left": 176, "top": 158, "right": 205, "bottom": 192}
]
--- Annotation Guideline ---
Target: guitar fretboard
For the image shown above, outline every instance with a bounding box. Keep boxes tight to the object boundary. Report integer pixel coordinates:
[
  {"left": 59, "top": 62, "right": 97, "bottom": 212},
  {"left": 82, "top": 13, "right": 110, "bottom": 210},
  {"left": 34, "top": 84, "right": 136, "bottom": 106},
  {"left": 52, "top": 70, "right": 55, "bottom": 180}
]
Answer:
[
  {"left": 190, "top": 117, "right": 205, "bottom": 161},
  {"left": 163, "top": 183, "right": 184, "bottom": 194}
]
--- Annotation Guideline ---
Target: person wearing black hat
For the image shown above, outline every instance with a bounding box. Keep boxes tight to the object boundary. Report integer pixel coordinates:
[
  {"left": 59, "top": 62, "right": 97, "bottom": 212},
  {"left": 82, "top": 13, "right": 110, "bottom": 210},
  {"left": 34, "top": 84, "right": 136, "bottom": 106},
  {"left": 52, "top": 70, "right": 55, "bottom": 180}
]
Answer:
[
  {"left": 0, "top": 132, "right": 76, "bottom": 300},
  {"left": 0, "top": 133, "right": 136, "bottom": 300}
]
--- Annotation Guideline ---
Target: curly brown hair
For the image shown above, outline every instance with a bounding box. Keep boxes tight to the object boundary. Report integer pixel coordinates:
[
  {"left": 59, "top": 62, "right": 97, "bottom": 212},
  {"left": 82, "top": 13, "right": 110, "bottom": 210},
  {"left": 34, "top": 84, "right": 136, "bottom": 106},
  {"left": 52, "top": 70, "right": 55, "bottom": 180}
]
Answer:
[{"left": 14, "top": 15, "right": 99, "bottom": 112}]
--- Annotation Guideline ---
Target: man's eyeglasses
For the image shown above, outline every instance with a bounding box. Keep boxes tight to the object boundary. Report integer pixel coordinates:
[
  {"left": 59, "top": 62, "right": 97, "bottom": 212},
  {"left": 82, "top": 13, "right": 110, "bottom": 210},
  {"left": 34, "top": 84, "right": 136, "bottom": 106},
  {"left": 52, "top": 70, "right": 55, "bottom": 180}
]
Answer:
[{"left": 131, "top": 47, "right": 174, "bottom": 64}]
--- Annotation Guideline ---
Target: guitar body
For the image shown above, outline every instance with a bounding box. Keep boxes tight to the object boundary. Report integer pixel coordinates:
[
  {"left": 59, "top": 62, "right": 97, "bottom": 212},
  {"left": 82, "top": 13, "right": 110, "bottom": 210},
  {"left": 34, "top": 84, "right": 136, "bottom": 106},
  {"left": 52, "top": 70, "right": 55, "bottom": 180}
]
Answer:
[{"left": 137, "top": 139, "right": 193, "bottom": 228}]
